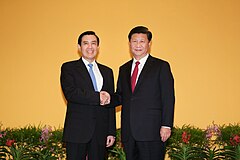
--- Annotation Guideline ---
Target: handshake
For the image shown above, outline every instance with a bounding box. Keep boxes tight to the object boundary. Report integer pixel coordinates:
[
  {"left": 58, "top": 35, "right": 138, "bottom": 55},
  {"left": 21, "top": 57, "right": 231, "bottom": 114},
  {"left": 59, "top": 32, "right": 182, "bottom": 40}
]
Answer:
[{"left": 100, "top": 91, "right": 111, "bottom": 106}]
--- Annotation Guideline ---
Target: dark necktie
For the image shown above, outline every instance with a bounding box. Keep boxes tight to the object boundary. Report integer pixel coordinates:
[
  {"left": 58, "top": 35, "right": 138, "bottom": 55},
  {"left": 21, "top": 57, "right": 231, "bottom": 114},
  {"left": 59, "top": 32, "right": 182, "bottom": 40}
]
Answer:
[
  {"left": 88, "top": 64, "right": 98, "bottom": 91},
  {"left": 131, "top": 61, "right": 140, "bottom": 92}
]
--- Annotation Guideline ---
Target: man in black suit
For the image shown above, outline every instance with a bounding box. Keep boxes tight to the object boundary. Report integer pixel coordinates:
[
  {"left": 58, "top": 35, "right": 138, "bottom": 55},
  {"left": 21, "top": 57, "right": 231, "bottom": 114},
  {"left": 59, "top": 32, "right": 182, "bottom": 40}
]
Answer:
[
  {"left": 114, "top": 26, "right": 175, "bottom": 160},
  {"left": 60, "top": 31, "right": 116, "bottom": 160}
]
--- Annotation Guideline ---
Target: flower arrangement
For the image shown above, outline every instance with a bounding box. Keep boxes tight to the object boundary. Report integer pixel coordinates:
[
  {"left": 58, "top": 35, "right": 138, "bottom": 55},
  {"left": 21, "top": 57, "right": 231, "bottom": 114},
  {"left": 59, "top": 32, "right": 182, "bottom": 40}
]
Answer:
[
  {"left": 166, "top": 123, "right": 240, "bottom": 160},
  {"left": 166, "top": 125, "right": 206, "bottom": 159},
  {"left": 0, "top": 123, "right": 65, "bottom": 160},
  {"left": 218, "top": 124, "right": 240, "bottom": 159},
  {"left": 0, "top": 122, "right": 239, "bottom": 160}
]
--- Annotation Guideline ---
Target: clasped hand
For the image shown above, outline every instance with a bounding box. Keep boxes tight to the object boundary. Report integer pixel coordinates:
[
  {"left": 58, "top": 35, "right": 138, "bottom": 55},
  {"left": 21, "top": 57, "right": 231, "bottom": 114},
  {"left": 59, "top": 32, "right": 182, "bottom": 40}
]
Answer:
[{"left": 100, "top": 91, "right": 110, "bottom": 106}]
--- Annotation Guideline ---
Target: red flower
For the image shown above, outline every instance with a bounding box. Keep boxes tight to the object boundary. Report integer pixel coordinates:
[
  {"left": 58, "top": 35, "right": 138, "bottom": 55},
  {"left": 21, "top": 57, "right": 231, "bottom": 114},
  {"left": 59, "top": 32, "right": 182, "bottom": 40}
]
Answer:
[
  {"left": 182, "top": 131, "right": 191, "bottom": 143},
  {"left": 6, "top": 139, "right": 15, "bottom": 147},
  {"left": 230, "top": 134, "right": 240, "bottom": 146},
  {"left": 233, "top": 135, "right": 240, "bottom": 143}
]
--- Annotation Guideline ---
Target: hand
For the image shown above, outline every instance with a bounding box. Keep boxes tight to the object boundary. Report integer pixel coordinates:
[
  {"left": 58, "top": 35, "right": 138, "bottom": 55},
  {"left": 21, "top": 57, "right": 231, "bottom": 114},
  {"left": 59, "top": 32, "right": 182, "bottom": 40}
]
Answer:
[
  {"left": 100, "top": 91, "right": 110, "bottom": 106},
  {"left": 160, "top": 127, "right": 171, "bottom": 142},
  {"left": 106, "top": 135, "right": 115, "bottom": 147}
]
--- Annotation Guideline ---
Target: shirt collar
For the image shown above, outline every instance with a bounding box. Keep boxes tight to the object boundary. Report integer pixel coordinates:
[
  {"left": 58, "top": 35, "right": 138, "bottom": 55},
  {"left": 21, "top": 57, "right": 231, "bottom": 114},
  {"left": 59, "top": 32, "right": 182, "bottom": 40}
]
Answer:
[
  {"left": 82, "top": 57, "right": 96, "bottom": 67},
  {"left": 133, "top": 54, "right": 149, "bottom": 65}
]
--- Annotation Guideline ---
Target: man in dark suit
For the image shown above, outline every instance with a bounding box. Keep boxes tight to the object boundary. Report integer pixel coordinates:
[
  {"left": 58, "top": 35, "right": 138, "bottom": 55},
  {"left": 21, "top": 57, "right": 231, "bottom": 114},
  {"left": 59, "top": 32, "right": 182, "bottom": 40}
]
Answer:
[
  {"left": 114, "top": 26, "right": 175, "bottom": 160},
  {"left": 60, "top": 31, "right": 116, "bottom": 160}
]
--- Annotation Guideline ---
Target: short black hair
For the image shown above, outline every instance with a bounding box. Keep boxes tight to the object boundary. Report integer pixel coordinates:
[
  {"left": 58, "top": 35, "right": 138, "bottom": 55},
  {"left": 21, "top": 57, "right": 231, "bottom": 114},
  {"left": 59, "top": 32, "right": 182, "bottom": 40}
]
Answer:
[
  {"left": 128, "top": 26, "right": 152, "bottom": 42},
  {"left": 78, "top": 31, "right": 100, "bottom": 46}
]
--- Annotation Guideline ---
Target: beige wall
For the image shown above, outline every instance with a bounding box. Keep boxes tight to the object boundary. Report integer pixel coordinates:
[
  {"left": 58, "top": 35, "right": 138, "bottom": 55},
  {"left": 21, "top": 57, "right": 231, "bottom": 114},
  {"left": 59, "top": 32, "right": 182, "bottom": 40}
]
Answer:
[{"left": 1, "top": 0, "right": 240, "bottom": 129}]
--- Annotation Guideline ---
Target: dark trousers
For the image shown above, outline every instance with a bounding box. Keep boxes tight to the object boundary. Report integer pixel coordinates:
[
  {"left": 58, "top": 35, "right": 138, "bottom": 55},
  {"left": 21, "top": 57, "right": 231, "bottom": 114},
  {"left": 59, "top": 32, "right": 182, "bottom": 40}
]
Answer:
[
  {"left": 66, "top": 131, "right": 106, "bottom": 160},
  {"left": 123, "top": 134, "right": 166, "bottom": 160}
]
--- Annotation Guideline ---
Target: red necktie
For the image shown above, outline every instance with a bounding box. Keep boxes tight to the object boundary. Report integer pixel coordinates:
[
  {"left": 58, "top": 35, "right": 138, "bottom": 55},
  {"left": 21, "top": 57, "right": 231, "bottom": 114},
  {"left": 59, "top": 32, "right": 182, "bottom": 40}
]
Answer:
[{"left": 131, "top": 61, "right": 140, "bottom": 92}]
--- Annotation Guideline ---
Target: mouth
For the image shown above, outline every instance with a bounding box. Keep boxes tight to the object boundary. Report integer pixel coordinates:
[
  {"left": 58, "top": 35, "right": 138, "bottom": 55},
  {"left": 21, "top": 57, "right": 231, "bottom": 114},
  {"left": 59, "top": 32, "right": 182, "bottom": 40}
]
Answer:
[
  {"left": 134, "top": 49, "right": 142, "bottom": 52},
  {"left": 87, "top": 49, "right": 94, "bottom": 53}
]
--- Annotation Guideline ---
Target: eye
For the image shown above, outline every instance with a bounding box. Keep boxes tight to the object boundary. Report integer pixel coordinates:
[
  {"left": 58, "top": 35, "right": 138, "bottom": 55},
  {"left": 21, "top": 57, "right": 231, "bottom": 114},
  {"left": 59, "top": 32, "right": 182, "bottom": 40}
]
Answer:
[
  {"left": 82, "top": 42, "right": 88, "bottom": 45},
  {"left": 91, "top": 41, "right": 98, "bottom": 45}
]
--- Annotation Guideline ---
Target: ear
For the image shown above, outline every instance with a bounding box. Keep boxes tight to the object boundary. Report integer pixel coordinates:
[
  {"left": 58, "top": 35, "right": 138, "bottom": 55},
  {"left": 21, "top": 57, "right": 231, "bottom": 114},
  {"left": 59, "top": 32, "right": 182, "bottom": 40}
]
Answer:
[
  {"left": 148, "top": 41, "right": 152, "bottom": 47},
  {"left": 77, "top": 44, "right": 81, "bottom": 51}
]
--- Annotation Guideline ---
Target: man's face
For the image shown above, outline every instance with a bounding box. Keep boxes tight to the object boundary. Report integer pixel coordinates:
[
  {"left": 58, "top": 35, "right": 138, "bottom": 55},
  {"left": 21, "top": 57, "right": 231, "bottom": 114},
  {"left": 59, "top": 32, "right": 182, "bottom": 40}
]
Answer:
[
  {"left": 78, "top": 35, "right": 99, "bottom": 62},
  {"left": 129, "top": 33, "right": 151, "bottom": 60}
]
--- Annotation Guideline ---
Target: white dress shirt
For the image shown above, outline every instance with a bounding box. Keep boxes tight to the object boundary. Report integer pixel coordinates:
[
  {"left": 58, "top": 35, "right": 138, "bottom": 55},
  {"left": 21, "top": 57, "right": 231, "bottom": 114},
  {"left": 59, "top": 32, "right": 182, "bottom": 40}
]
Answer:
[
  {"left": 82, "top": 58, "right": 103, "bottom": 92},
  {"left": 131, "top": 54, "right": 149, "bottom": 83}
]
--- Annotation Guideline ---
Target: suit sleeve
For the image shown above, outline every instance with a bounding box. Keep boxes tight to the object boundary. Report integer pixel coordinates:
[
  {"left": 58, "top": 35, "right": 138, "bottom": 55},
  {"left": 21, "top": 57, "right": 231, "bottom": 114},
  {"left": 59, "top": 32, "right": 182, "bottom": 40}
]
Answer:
[
  {"left": 107, "top": 69, "right": 116, "bottom": 136},
  {"left": 60, "top": 63, "right": 100, "bottom": 105},
  {"left": 160, "top": 62, "right": 175, "bottom": 128},
  {"left": 111, "top": 68, "right": 122, "bottom": 107}
]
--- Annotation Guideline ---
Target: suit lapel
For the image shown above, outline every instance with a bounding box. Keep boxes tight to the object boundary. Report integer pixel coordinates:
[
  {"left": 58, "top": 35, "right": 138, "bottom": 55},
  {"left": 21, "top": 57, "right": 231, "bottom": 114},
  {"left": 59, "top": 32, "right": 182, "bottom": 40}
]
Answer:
[
  {"left": 97, "top": 62, "right": 106, "bottom": 90},
  {"left": 77, "top": 58, "right": 95, "bottom": 90},
  {"left": 127, "top": 60, "right": 133, "bottom": 93},
  {"left": 134, "top": 55, "right": 154, "bottom": 93}
]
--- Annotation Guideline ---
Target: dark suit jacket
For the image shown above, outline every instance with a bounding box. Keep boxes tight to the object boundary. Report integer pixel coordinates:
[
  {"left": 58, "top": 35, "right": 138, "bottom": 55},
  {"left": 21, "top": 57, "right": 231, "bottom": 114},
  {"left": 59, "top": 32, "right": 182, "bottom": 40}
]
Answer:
[
  {"left": 60, "top": 58, "right": 116, "bottom": 145},
  {"left": 115, "top": 55, "right": 175, "bottom": 142}
]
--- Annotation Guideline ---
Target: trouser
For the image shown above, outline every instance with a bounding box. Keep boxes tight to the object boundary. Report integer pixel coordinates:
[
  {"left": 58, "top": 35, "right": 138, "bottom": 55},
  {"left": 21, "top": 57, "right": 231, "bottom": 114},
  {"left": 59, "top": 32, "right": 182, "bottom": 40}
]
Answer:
[
  {"left": 123, "top": 134, "right": 166, "bottom": 160},
  {"left": 66, "top": 132, "right": 106, "bottom": 160}
]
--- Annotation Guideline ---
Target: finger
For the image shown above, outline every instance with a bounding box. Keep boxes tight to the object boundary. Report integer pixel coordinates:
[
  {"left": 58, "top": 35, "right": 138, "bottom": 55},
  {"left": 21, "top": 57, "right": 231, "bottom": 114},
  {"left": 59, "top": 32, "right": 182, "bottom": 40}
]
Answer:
[
  {"left": 106, "top": 139, "right": 112, "bottom": 147},
  {"left": 162, "top": 136, "right": 166, "bottom": 142},
  {"left": 105, "top": 100, "right": 110, "bottom": 105},
  {"left": 107, "top": 139, "right": 114, "bottom": 147}
]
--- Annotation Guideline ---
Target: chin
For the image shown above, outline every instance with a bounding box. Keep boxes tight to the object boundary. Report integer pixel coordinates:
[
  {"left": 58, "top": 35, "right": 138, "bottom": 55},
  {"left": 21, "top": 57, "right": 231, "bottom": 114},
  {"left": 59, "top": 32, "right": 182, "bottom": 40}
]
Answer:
[{"left": 133, "top": 52, "right": 143, "bottom": 56}]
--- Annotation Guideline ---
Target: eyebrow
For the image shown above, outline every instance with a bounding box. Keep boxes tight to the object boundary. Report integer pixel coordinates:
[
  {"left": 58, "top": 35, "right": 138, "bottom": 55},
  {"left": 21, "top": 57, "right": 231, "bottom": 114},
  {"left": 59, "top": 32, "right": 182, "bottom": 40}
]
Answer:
[{"left": 82, "top": 40, "right": 97, "bottom": 43}]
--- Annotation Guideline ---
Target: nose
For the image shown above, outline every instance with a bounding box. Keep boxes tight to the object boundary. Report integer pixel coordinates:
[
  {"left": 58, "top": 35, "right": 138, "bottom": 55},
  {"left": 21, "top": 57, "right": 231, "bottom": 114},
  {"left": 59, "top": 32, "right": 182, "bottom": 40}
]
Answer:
[
  {"left": 87, "top": 43, "right": 92, "bottom": 48},
  {"left": 136, "top": 41, "right": 141, "bottom": 47}
]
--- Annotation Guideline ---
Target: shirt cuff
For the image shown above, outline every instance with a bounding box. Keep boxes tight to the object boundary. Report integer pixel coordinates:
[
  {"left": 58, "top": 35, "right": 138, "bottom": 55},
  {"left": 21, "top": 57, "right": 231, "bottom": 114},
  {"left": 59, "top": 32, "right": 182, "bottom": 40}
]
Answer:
[{"left": 161, "top": 126, "right": 171, "bottom": 129}]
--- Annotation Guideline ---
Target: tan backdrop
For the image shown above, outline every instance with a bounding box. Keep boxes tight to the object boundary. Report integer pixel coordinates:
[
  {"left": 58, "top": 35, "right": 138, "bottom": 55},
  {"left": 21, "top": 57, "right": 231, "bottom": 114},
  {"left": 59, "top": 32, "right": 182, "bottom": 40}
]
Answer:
[{"left": 1, "top": 0, "right": 240, "bottom": 130}]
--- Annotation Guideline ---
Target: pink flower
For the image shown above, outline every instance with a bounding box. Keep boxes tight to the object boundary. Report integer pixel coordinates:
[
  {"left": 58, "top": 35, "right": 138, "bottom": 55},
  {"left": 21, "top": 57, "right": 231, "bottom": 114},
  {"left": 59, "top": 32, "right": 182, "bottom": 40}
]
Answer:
[
  {"left": 205, "top": 123, "right": 221, "bottom": 140},
  {"left": 206, "top": 132, "right": 212, "bottom": 139},
  {"left": 6, "top": 139, "right": 15, "bottom": 147},
  {"left": 0, "top": 131, "right": 6, "bottom": 138},
  {"left": 40, "top": 126, "right": 53, "bottom": 143}
]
